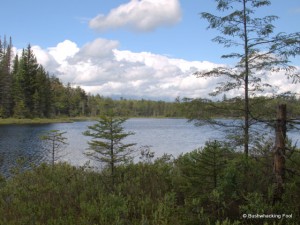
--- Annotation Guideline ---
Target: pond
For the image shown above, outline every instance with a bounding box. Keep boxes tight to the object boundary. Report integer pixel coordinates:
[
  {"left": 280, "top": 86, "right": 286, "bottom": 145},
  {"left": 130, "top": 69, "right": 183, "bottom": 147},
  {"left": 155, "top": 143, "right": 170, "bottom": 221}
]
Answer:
[{"left": 0, "top": 118, "right": 298, "bottom": 176}]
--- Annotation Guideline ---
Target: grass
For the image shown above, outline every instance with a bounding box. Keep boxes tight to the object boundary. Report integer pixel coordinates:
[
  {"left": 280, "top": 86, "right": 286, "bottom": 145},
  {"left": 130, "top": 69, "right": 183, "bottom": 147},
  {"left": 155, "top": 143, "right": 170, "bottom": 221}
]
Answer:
[
  {"left": 0, "top": 116, "right": 184, "bottom": 125},
  {"left": 0, "top": 117, "right": 85, "bottom": 125}
]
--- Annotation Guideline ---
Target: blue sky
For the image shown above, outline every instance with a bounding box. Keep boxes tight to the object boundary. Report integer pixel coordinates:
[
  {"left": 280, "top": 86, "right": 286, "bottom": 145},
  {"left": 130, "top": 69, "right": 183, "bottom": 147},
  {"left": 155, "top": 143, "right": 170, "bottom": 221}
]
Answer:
[{"left": 1, "top": 0, "right": 300, "bottom": 100}]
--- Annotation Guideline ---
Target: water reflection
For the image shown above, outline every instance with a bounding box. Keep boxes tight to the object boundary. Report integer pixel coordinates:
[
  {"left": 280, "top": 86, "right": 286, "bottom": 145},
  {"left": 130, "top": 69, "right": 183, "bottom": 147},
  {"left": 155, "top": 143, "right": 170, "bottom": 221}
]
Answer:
[
  {"left": 0, "top": 119, "right": 212, "bottom": 176},
  {"left": 0, "top": 118, "right": 298, "bottom": 177},
  {"left": 0, "top": 124, "right": 49, "bottom": 176}
]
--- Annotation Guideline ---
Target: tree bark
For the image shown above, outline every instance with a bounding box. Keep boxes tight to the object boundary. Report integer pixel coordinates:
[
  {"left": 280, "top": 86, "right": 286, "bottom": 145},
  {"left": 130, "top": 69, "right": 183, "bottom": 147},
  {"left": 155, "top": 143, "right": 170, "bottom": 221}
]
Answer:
[
  {"left": 242, "top": 0, "right": 250, "bottom": 157},
  {"left": 273, "top": 104, "right": 286, "bottom": 204}
]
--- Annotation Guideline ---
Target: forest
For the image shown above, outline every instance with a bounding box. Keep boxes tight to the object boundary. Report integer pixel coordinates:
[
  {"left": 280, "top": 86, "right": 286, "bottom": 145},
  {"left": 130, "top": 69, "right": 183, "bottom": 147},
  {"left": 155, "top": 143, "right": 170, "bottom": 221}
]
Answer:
[
  {"left": 0, "top": 138, "right": 299, "bottom": 225},
  {"left": 1, "top": 0, "right": 300, "bottom": 224},
  {"left": 1, "top": 36, "right": 300, "bottom": 121},
  {"left": 0, "top": 37, "right": 184, "bottom": 119},
  {"left": 0, "top": 44, "right": 300, "bottom": 225}
]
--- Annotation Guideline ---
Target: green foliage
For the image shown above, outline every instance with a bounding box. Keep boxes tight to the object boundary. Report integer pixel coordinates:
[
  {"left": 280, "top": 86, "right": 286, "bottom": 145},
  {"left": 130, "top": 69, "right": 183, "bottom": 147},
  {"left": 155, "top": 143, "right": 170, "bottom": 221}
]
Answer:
[
  {"left": 0, "top": 35, "right": 184, "bottom": 119},
  {"left": 3, "top": 37, "right": 300, "bottom": 122},
  {"left": 0, "top": 139, "right": 299, "bottom": 225},
  {"left": 180, "top": 94, "right": 300, "bottom": 121},
  {"left": 0, "top": 36, "right": 13, "bottom": 118},
  {"left": 40, "top": 130, "right": 68, "bottom": 166},
  {"left": 12, "top": 100, "right": 29, "bottom": 118},
  {"left": 0, "top": 37, "right": 185, "bottom": 119},
  {"left": 83, "top": 115, "right": 136, "bottom": 187},
  {"left": 174, "top": 141, "right": 236, "bottom": 221},
  {"left": 181, "top": 95, "right": 300, "bottom": 154},
  {"left": 176, "top": 141, "right": 232, "bottom": 194},
  {"left": 193, "top": 0, "right": 300, "bottom": 156},
  {"left": 1, "top": 35, "right": 300, "bottom": 224},
  {"left": 0, "top": 159, "right": 179, "bottom": 225},
  {"left": 0, "top": 36, "right": 184, "bottom": 120}
]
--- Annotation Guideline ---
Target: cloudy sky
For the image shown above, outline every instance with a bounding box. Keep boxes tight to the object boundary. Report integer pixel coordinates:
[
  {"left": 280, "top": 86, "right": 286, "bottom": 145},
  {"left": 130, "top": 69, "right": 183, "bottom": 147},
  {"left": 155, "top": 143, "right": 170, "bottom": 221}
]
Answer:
[{"left": 1, "top": 0, "right": 300, "bottom": 101}]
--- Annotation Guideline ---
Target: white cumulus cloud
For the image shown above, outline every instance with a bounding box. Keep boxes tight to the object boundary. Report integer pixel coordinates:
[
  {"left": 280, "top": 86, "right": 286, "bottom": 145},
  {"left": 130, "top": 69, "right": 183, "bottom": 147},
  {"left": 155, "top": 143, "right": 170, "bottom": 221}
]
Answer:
[
  {"left": 89, "top": 0, "right": 182, "bottom": 32},
  {"left": 72, "top": 38, "right": 119, "bottom": 63},
  {"left": 30, "top": 38, "right": 300, "bottom": 101},
  {"left": 48, "top": 40, "right": 79, "bottom": 64},
  {"left": 30, "top": 38, "right": 222, "bottom": 100}
]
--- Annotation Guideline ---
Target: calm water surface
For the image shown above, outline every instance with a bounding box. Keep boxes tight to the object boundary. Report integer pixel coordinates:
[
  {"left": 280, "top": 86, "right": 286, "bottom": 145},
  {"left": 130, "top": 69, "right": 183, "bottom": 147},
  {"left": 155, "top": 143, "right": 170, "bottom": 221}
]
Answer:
[
  {"left": 0, "top": 119, "right": 221, "bottom": 175},
  {"left": 0, "top": 118, "right": 298, "bottom": 176}
]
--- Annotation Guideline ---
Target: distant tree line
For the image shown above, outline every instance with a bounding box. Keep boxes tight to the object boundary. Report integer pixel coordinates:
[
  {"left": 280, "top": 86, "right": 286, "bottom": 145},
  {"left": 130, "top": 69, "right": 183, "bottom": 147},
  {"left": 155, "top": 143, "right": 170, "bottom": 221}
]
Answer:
[
  {"left": 1, "top": 36, "right": 300, "bottom": 120},
  {"left": 0, "top": 36, "right": 183, "bottom": 119},
  {"left": 181, "top": 94, "right": 300, "bottom": 121},
  {"left": 0, "top": 37, "right": 84, "bottom": 118}
]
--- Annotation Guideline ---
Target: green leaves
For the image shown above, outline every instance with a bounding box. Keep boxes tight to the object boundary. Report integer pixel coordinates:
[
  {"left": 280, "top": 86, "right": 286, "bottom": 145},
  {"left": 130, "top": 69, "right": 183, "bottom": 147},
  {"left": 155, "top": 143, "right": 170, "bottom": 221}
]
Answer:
[
  {"left": 40, "top": 130, "right": 68, "bottom": 166},
  {"left": 251, "top": 0, "right": 271, "bottom": 8},
  {"left": 195, "top": 0, "right": 300, "bottom": 155},
  {"left": 0, "top": 141, "right": 300, "bottom": 224},
  {"left": 83, "top": 115, "right": 136, "bottom": 187}
]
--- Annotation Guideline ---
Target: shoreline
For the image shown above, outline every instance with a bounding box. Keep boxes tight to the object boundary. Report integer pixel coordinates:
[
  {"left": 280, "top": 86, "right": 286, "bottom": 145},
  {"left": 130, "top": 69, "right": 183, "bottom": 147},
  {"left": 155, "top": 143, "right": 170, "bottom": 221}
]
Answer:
[
  {"left": 0, "top": 118, "right": 77, "bottom": 125},
  {"left": 0, "top": 116, "right": 186, "bottom": 125}
]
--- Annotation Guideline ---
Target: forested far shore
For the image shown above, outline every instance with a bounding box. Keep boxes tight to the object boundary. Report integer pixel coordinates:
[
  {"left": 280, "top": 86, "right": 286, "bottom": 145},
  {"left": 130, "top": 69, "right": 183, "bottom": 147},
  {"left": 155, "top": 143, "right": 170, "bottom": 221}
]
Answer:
[
  {"left": 1, "top": 0, "right": 300, "bottom": 223},
  {"left": 2, "top": 37, "right": 300, "bottom": 121},
  {"left": 0, "top": 37, "right": 184, "bottom": 119}
]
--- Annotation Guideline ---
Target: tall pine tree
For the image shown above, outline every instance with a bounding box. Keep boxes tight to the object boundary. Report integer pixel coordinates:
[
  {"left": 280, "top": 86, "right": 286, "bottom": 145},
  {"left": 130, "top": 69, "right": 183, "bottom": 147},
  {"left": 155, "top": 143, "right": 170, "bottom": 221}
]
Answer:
[
  {"left": 12, "top": 44, "right": 53, "bottom": 118},
  {"left": 194, "top": 0, "right": 300, "bottom": 156},
  {"left": 0, "top": 36, "right": 13, "bottom": 118}
]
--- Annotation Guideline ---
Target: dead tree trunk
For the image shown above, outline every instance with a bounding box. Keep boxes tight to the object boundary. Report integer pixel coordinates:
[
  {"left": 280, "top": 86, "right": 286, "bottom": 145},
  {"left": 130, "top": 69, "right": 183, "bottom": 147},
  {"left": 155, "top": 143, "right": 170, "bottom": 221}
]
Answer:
[{"left": 273, "top": 104, "right": 287, "bottom": 204}]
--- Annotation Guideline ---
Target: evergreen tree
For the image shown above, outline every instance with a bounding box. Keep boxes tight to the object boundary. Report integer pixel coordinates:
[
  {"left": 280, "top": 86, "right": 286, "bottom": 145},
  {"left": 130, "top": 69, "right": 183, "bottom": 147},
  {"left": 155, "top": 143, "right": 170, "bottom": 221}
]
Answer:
[
  {"left": 193, "top": 0, "right": 300, "bottom": 156},
  {"left": 33, "top": 67, "right": 52, "bottom": 117},
  {"left": 40, "top": 130, "right": 68, "bottom": 166},
  {"left": 66, "top": 85, "right": 88, "bottom": 117},
  {"left": 12, "top": 54, "right": 29, "bottom": 118},
  {"left": 177, "top": 141, "right": 232, "bottom": 194},
  {"left": 11, "top": 44, "right": 53, "bottom": 118},
  {"left": 83, "top": 114, "right": 136, "bottom": 187},
  {"left": 21, "top": 45, "right": 39, "bottom": 116},
  {"left": 0, "top": 36, "right": 13, "bottom": 118},
  {"left": 50, "top": 76, "right": 68, "bottom": 116}
]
